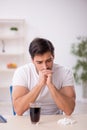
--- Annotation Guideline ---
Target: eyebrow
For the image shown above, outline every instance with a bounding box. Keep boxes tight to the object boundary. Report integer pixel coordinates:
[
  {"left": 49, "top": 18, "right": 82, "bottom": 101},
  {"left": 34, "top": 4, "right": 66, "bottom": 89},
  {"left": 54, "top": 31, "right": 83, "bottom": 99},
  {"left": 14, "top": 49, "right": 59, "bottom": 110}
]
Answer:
[{"left": 36, "top": 57, "right": 53, "bottom": 63}]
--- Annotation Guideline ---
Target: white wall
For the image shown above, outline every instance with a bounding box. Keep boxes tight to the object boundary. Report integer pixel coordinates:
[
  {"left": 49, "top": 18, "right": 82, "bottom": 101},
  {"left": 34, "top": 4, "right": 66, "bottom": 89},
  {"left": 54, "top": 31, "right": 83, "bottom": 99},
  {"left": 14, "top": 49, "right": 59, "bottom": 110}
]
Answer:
[{"left": 0, "top": 0, "right": 87, "bottom": 101}]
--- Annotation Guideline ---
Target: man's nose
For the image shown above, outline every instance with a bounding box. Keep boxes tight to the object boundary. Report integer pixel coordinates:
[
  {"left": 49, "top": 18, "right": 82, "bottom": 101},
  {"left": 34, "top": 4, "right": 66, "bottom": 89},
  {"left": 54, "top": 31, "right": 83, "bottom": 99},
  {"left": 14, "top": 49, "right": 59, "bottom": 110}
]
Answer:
[{"left": 43, "top": 63, "right": 48, "bottom": 69}]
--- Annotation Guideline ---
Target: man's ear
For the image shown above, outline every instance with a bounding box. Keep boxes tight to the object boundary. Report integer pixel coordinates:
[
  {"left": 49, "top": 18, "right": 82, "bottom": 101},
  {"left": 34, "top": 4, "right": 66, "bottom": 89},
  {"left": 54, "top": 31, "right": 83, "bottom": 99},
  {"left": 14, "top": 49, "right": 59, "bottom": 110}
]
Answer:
[{"left": 31, "top": 58, "right": 34, "bottom": 63}]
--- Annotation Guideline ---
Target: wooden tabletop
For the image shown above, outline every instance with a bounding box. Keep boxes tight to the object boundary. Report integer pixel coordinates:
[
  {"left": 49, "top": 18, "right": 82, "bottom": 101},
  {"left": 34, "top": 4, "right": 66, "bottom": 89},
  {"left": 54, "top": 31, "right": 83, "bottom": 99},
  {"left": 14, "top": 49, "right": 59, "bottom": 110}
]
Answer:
[{"left": 0, "top": 114, "right": 87, "bottom": 130}]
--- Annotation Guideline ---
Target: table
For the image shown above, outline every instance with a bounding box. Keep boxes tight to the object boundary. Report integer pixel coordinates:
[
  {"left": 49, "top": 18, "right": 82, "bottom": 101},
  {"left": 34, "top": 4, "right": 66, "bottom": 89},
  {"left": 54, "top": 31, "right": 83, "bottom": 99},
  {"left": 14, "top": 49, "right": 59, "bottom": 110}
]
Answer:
[{"left": 0, "top": 114, "right": 87, "bottom": 130}]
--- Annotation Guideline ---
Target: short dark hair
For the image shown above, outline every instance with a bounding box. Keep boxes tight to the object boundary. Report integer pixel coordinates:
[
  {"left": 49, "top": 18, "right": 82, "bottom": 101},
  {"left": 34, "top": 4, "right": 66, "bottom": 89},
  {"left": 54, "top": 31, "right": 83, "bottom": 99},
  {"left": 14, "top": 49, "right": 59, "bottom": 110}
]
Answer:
[{"left": 29, "top": 37, "right": 54, "bottom": 59}]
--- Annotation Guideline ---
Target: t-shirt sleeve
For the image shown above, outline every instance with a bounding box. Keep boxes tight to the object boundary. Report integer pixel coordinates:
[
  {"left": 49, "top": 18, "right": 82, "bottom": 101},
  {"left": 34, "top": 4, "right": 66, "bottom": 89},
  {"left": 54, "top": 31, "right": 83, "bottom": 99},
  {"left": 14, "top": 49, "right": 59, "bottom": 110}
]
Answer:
[
  {"left": 12, "top": 66, "right": 28, "bottom": 87},
  {"left": 62, "top": 68, "right": 74, "bottom": 87}
]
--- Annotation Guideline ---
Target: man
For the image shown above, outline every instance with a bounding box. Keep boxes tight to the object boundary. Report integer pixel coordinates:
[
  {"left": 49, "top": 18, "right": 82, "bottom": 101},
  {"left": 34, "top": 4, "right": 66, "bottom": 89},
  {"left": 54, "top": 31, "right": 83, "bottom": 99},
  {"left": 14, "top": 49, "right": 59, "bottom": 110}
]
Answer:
[{"left": 12, "top": 37, "right": 76, "bottom": 116}]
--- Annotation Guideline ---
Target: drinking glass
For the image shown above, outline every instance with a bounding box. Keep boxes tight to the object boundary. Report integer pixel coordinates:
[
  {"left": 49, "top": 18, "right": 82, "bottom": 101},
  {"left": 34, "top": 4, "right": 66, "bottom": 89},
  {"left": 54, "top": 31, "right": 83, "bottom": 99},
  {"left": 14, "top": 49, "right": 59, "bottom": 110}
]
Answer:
[{"left": 30, "top": 103, "right": 41, "bottom": 124}]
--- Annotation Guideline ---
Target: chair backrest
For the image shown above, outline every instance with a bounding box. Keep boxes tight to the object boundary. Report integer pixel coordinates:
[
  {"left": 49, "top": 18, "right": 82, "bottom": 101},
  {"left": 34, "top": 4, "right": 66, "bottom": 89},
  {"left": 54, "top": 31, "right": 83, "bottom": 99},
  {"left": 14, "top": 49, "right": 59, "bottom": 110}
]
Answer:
[{"left": 9, "top": 85, "right": 16, "bottom": 115}]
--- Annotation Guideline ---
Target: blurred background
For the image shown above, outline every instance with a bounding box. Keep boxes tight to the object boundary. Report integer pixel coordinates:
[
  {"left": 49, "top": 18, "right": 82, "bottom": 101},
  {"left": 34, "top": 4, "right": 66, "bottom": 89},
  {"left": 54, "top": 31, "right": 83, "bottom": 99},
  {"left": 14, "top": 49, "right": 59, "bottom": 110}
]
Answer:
[{"left": 0, "top": 0, "right": 87, "bottom": 114}]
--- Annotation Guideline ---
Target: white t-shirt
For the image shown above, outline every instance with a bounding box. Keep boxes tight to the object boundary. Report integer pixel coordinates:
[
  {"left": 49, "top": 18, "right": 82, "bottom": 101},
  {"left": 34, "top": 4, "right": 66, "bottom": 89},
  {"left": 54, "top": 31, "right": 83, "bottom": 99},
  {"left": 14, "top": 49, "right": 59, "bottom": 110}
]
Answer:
[{"left": 12, "top": 63, "right": 74, "bottom": 115}]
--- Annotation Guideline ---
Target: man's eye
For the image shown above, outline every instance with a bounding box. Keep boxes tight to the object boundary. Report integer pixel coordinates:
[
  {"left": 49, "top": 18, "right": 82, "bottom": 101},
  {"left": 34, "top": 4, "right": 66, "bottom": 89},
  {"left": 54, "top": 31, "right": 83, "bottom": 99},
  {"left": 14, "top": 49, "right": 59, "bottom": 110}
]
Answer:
[
  {"left": 47, "top": 59, "right": 53, "bottom": 62},
  {"left": 37, "top": 62, "right": 42, "bottom": 64}
]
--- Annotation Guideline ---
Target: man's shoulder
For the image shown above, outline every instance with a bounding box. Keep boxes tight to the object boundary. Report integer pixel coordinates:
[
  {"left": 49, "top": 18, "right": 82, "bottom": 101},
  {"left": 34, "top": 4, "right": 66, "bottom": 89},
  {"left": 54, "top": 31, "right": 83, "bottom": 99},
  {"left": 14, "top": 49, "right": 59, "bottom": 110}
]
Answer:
[
  {"left": 53, "top": 63, "right": 65, "bottom": 70},
  {"left": 15, "top": 63, "right": 34, "bottom": 72},
  {"left": 53, "top": 63, "right": 72, "bottom": 73}
]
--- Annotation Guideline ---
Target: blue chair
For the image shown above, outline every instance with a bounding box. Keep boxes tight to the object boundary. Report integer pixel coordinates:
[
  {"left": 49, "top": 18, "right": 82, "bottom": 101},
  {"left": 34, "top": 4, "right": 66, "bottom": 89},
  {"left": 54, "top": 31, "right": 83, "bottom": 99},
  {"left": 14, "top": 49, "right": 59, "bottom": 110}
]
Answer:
[{"left": 9, "top": 85, "right": 16, "bottom": 115}]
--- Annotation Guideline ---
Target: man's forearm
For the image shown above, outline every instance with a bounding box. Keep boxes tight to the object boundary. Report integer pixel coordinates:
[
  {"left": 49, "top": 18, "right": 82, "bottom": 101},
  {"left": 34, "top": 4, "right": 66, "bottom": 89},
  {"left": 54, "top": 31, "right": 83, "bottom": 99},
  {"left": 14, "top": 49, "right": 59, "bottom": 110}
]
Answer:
[
  {"left": 47, "top": 84, "right": 75, "bottom": 115},
  {"left": 13, "top": 84, "right": 43, "bottom": 115}
]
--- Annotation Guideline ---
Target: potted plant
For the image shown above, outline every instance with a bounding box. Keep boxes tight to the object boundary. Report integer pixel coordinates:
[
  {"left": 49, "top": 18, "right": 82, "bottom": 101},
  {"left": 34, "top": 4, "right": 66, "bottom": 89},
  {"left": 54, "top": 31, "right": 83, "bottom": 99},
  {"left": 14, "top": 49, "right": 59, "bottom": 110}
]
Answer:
[
  {"left": 10, "top": 27, "right": 18, "bottom": 31},
  {"left": 10, "top": 27, "right": 18, "bottom": 36},
  {"left": 71, "top": 36, "right": 87, "bottom": 98}
]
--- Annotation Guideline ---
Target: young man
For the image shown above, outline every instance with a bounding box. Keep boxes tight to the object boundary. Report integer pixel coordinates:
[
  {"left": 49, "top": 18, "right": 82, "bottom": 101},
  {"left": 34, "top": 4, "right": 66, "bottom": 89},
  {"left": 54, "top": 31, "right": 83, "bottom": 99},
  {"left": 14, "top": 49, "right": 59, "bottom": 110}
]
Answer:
[{"left": 12, "top": 37, "right": 76, "bottom": 116}]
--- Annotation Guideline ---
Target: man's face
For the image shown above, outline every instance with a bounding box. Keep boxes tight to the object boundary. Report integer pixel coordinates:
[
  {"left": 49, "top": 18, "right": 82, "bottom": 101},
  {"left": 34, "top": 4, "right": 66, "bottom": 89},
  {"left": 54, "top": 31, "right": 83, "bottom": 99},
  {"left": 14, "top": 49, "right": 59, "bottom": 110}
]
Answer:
[{"left": 32, "top": 52, "right": 54, "bottom": 73}]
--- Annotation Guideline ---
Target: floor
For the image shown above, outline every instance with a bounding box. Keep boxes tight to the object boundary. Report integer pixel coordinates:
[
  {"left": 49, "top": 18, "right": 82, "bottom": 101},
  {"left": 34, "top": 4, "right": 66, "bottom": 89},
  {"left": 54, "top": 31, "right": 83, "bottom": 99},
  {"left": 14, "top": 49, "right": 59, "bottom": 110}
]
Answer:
[{"left": 0, "top": 101, "right": 87, "bottom": 115}]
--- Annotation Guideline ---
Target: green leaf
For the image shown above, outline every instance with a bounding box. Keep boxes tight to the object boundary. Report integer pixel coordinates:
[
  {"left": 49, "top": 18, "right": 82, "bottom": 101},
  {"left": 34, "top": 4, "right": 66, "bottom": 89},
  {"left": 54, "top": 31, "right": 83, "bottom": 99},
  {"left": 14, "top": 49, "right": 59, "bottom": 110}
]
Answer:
[{"left": 71, "top": 36, "right": 87, "bottom": 84}]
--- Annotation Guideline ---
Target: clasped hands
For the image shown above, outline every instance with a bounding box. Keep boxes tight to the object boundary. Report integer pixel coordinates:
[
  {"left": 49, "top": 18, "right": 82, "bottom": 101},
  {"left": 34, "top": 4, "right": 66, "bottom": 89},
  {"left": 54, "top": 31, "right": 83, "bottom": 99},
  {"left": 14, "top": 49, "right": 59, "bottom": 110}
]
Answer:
[{"left": 38, "top": 69, "right": 53, "bottom": 87}]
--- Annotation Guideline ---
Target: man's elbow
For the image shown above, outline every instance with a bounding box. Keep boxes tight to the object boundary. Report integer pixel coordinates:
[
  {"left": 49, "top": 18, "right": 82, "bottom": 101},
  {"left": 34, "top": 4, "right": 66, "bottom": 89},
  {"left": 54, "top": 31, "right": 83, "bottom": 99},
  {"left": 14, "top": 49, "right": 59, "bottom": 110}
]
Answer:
[{"left": 64, "top": 102, "right": 76, "bottom": 116}]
